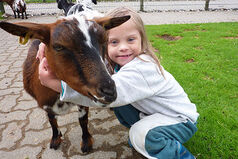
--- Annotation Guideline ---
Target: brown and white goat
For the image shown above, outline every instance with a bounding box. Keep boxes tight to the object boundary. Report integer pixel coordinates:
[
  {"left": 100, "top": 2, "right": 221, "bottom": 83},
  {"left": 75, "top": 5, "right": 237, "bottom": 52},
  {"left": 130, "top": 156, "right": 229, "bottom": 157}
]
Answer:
[
  {"left": 0, "top": 0, "right": 27, "bottom": 19},
  {"left": 0, "top": 15, "right": 130, "bottom": 153}
]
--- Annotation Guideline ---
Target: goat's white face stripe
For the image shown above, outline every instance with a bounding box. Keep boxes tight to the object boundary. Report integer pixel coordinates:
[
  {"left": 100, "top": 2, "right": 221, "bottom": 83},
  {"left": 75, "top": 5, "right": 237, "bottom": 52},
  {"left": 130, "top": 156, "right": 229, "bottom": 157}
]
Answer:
[
  {"left": 79, "top": 18, "right": 93, "bottom": 48},
  {"left": 66, "top": 5, "right": 104, "bottom": 49},
  {"left": 67, "top": 15, "right": 93, "bottom": 48}
]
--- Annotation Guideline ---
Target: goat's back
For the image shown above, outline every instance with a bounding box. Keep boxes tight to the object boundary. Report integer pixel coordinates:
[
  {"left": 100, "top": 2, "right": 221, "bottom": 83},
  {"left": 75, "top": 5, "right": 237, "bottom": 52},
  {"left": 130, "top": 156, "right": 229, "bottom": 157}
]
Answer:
[{"left": 23, "top": 40, "right": 58, "bottom": 108}]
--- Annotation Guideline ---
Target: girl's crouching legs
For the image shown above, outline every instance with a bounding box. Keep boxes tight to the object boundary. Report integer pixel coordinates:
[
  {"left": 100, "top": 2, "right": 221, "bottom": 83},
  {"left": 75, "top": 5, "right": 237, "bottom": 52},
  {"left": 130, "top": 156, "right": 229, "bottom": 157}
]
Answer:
[{"left": 129, "top": 114, "right": 197, "bottom": 159}]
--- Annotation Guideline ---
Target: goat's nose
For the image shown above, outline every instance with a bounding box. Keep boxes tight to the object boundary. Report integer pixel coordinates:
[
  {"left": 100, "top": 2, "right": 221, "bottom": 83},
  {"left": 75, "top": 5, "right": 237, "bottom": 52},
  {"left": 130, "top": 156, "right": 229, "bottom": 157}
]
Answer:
[{"left": 97, "top": 80, "right": 117, "bottom": 103}]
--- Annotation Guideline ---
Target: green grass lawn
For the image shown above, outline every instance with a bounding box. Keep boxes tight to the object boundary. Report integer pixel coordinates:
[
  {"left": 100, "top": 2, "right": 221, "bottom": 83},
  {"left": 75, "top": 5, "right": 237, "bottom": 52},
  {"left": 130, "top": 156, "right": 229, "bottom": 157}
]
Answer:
[{"left": 146, "top": 22, "right": 238, "bottom": 159}]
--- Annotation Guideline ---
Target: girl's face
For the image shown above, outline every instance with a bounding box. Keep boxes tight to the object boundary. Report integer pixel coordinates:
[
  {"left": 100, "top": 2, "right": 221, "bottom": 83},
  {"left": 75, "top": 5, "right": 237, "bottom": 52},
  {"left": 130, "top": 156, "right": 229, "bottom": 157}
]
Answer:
[{"left": 108, "top": 19, "right": 142, "bottom": 67}]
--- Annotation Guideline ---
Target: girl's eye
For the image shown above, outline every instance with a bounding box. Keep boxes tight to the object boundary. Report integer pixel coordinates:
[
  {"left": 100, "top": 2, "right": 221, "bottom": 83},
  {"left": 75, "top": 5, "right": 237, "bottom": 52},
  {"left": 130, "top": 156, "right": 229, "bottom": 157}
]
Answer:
[
  {"left": 110, "top": 40, "right": 118, "bottom": 45},
  {"left": 53, "top": 44, "right": 64, "bottom": 51},
  {"left": 128, "top": 37, "right": 135, "bottom": 42}
]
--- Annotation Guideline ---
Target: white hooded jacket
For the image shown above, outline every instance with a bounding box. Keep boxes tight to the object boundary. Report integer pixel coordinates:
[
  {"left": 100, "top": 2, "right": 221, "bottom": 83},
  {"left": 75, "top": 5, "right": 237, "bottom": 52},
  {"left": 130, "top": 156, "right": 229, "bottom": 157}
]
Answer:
[{"left": 60, "top": 54, "right": 199, "bottom": 123}]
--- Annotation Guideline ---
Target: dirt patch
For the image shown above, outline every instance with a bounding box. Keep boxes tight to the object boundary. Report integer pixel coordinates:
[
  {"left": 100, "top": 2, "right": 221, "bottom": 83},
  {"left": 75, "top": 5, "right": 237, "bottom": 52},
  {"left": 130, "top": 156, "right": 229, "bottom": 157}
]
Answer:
[
  {"left": 156, "top": 34, "right": 182, "bottom": 41},
  {"left": 224, "top": 37, "right": 238, "bottom": 39},
  {"left": 186, "top": 58, "right": 195, "bottom": 63}
]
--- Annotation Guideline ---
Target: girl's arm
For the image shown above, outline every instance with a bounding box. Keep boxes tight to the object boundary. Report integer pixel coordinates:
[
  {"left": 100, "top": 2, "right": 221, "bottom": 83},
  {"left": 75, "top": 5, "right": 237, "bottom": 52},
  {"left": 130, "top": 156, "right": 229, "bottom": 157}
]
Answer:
[{"left": 60, "top": 62, "right": 157, "bottom": 107}]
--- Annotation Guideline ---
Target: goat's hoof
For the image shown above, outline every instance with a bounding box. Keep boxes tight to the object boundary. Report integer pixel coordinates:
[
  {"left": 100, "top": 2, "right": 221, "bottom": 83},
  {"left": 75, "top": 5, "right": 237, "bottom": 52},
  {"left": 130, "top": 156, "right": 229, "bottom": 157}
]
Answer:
[
  {"left": 50, "top": 137, "right": 62, "bottom": 150},
  {"left": 81, "top": 143, "right": 93, "bottom": 154},
  {"left": 80, "top": 138, "right": 93, "bottom": 153}
]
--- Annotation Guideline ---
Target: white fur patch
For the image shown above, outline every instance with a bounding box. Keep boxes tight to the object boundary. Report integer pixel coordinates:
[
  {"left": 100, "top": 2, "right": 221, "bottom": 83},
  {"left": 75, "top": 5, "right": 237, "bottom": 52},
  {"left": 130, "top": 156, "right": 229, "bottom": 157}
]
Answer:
[
  {"left": 78, "top": 108, "right": 87, "bottom": 118},
  {"left": 51, "top": 99, "right": 73, "bottom": 115}
]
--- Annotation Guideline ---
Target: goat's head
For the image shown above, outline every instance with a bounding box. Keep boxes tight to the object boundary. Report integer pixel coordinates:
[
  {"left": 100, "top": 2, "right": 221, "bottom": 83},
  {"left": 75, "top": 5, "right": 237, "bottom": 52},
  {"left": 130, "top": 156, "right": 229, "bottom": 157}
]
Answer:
[{"left": 0, "top": 15, "right": 130, "bottom": 104}]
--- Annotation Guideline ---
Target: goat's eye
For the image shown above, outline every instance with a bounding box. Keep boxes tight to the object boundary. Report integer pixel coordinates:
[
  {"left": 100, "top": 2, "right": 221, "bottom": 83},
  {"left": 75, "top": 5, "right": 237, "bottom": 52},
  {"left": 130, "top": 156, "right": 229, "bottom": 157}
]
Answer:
[{"left": 53, "top": 44, "right": 64, "bottom": 52}]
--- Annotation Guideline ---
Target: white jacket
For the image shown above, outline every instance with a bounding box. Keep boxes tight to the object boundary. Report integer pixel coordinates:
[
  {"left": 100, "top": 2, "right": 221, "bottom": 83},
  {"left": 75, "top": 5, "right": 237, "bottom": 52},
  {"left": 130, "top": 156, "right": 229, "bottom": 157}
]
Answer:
[{"left": 60, "top": 54, "right": 199, "bottom": 123}]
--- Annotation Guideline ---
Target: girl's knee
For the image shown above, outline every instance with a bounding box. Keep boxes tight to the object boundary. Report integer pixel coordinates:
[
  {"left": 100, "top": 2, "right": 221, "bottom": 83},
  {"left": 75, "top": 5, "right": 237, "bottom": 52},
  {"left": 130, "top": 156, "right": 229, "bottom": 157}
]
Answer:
[
  {"left": 129, "top": 122, "right": 146, "bottom": 148},
  {"left": 129, "top": 124, "right": 155, "bottom": 158},
  {"left": 144, "top": 129, "right": 178, "bottom": 159},
  {"left": 129, "top": 125, "right": 178, "bottom": 159}
]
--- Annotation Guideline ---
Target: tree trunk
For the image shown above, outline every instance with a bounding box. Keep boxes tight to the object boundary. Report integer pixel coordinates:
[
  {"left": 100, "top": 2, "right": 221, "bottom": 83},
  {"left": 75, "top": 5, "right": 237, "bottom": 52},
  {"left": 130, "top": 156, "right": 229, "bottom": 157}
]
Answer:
[
  {"left": 0, "top": 2, "right": 5, "bottom": 14},
  {"left": 205, "top": 0, "right": 210, "bottom": 11},
  {"left": 140, "top": 0, "right": 144, "bottom": 12}
]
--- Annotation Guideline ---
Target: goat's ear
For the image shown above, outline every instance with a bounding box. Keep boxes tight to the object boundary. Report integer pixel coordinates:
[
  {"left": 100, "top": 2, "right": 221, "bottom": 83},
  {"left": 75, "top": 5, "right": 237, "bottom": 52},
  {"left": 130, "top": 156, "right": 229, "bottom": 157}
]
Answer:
[
  {"left": 94, "top": 15, "right": 131, "bottom": 30},
  {"left": 0, "top": 21, "right": 50, "bottom": 44}
]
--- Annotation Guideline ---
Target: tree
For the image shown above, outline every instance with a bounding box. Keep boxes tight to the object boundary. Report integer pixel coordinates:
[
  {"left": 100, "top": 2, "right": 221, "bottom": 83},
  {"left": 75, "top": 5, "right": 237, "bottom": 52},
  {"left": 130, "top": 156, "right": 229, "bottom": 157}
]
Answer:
[
  {"left": 0, "top": 2, "right": 5, "bottom": 14},
  {"left": 205, "top": 0, "right": 210, "bottom": 11}
]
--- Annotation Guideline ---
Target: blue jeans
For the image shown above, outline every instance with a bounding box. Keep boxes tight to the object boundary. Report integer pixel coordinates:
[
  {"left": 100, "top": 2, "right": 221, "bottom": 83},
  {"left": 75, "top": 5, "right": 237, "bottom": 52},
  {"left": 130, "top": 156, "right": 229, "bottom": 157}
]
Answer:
[{"left": 113, "top": 104, "right": 140, "bottom": 128}]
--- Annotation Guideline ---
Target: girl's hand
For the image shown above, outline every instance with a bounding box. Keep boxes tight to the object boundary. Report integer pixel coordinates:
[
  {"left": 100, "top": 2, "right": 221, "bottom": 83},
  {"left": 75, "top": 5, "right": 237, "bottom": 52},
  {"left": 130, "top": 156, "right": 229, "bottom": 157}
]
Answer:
[
  {"left": 36, "top": 43, "right": 46, "bottom": 61},
  {"left": 38, "top": 48, "right": 62, "bottom": 93}
]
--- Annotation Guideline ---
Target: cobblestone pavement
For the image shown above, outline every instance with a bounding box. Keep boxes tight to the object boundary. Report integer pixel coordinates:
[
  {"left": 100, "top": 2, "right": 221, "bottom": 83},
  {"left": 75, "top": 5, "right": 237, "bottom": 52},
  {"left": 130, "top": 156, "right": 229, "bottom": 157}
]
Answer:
[{"left": 0, "top": 1, "right": 238, "bottom": 159}]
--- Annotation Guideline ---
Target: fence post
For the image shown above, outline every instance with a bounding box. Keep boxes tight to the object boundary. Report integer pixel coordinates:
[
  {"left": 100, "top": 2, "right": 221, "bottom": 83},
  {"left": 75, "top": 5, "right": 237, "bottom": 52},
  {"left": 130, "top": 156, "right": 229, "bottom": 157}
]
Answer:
[
  {"left": 205, "top": 0, "right": 210, "bottom": 11},
  {"left": 0, "top": 2, "right": 5, "bottom": 14},
  {"left": 140, "top": 0, "right": 144, "bottom": 12}
]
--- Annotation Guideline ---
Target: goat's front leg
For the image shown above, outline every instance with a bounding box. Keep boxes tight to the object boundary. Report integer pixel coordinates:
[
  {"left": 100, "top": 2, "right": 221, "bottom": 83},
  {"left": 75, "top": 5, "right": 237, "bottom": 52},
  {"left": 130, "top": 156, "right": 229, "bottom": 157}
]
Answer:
[
  {"left": 24, "top": 11, "right": 27, "bottom": 19},
  {"left": 78, "top": 106, "right": 93, "bottom": 153},
  {"left": 21, "top": 12, "right": 24, "bottom": 19},
  {"left": 13, "top": 11, "right": 16, "bottom": 18},
  {"left": 47, "top": 112, "right": 62, "bottom": 150},
  {"left": 17, "top": 12, "right": 20, "bottom": 18}
]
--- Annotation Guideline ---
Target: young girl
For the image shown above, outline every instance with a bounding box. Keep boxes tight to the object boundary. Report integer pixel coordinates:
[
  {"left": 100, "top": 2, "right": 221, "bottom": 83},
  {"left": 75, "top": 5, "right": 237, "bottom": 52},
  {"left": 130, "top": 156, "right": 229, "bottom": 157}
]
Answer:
[{"left": 38, "top": 7, "right": 199, "bottom": 159}]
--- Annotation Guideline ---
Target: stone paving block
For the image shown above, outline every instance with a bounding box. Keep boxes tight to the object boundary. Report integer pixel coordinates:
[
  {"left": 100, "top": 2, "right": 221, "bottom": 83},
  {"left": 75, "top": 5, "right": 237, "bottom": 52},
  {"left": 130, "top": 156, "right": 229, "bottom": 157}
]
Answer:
[
  {"left": 120, "top": 146, "right": 133, "bottom": 159},
  {"left": 41, "top": 147, "right": 66, "bottom": 159},
  {"left": 0, "top": 65, "right": 10, "bottom": 74},
  {"left": 21, "top": 128, "right": 52, "bottom": 146},
  {"left": 8, "top": 66, "right": 22, "bottom": 73},
  {"left": 12, "top": 60, "right": 24, "bottom": 68},
  {"left": 11, "top": 81, "right": 23, "bottom": 88},
  {"left": 25, "top": 108, "right": 48, "bottom": 131},
  {"left": 4, "top": 72, "right": 17, "bottom": 79},
  {"left": 0, "top": 122, "right": 25, "bottom": 149},
  {"left": 70, "top": 151, "right": 117, "bottom": 159},
  {"left": 14, "top": 72, "right": 23, "bottom": 82},
  {"left": 0, "top": 94, "right": 18, "bottom": 112},
  {"left": 93, "top": 131, "right": 129, "bottom": 148},
  {"left": 14, "top": 100, "right": 38, "bottom": 111},
  {"left": 19, "top": 90, "right": 34, "bottom": 100},
  {"left": 0, "top": 77, "right": 13, "bottom": 89},
  {"left": 91, "top": 118, "right": 120, "bottom": 131},
  {"left": 89, "top": 108, "right": 112, "bottom": 120},
  {"left": 0, "top": 88, "right": 22, "bottom": 96},
  {"left": 0, "top": 146, "right": 42, "bottom": 159},
  {"left": 0, "top": 110, "right": 30, "bottom": 125}
]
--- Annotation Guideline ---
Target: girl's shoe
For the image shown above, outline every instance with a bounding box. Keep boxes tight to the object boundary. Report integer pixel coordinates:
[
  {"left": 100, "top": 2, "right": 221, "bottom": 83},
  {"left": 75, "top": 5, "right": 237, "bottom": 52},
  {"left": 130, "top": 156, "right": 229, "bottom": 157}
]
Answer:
[{"left": 177, "top": 141, "right": 196, "bottom": 159}]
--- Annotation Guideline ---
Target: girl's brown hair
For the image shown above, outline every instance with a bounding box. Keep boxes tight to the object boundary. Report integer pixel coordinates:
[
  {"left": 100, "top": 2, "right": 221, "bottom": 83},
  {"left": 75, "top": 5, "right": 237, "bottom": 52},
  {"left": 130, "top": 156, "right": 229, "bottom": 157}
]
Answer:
[{"left": 105, "top": 7, "right": 164, "bottom": 77}]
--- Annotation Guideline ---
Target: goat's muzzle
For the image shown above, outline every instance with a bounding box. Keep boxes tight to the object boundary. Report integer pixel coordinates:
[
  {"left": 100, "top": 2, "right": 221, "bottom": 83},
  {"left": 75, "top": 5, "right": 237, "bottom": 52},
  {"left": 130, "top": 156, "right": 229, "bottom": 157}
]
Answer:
[{"left": 89, "top": 79, "right": 117, "bottom": 104}]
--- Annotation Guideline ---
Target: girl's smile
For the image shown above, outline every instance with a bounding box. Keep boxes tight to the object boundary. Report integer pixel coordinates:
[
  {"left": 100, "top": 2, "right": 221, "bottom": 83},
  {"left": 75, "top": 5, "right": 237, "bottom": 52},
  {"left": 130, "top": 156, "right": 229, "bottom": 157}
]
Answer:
[
  {"left": 116, "top": 53, "right": 133, "bottom": 58},
  {"left": 108, "top": 19, "right": 142, "bottom": 67}
]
